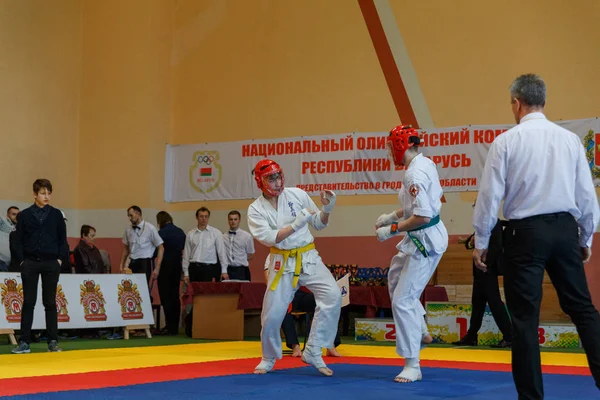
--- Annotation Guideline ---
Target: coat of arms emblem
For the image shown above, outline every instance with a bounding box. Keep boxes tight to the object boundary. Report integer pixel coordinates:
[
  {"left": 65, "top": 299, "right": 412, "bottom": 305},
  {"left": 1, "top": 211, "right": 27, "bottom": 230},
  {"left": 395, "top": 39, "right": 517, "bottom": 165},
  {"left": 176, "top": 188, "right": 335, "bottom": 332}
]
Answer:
[
  {"left": 118, "top": 279, "right": 143, "bottom": 320},
  {"left": 0, "top": 278, "right": 23, "bottom": 322},
  {"left": 80, "top": 280, "right": 107, "bottom": 321},
  {"left": 56, "top": 284, "right": 70, "bottom": 322}
]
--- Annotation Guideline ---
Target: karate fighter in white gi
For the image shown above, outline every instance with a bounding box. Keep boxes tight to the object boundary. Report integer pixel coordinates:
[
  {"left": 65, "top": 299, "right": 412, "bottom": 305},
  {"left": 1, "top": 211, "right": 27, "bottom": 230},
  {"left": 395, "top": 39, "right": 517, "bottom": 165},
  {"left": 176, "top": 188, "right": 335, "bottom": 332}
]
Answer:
[
  {"left": 375, "top": 125, "right": 448, "bottom": 383},
  {"left": 248, "top": 159, "right": 342, "bottom": 376}
]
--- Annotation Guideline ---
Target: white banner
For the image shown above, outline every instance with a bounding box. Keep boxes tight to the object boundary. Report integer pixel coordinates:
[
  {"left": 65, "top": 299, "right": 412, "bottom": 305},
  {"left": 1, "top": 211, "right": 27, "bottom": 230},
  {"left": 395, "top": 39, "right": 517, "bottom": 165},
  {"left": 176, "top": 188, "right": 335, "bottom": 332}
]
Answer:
[
  {"left": 0, "top": 273, "right": 154, "bottom": 329},
  {"left": 165, "top": 117, "right": 600, "bottom": 201}
]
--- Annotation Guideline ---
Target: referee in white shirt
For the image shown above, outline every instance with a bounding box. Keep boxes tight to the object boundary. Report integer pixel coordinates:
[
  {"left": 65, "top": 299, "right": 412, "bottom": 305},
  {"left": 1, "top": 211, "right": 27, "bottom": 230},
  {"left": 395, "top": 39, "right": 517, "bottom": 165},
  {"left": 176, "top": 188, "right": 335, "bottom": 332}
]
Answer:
[
  {"left": 223, "top": 210, "right": 255, "bottom": 281},
  {"left": 473, "top": 74, "right": 600, "bottom": 399},
  {"left": 182, "top": 207, "right": 229, "bottom": 284},
  {"left": 120, "top": 206, "right": 164, "bottom": 284}
]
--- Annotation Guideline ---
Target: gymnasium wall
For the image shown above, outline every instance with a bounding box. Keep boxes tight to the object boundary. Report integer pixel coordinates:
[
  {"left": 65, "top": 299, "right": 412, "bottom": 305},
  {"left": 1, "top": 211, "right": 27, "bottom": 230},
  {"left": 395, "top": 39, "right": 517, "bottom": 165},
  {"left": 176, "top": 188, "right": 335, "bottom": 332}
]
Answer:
[
  {"left": 0, "top": 0, "right": 599, "bottom": 313},
  {"left": 0, "top": 0, "right": 82, "bottom": 208}
]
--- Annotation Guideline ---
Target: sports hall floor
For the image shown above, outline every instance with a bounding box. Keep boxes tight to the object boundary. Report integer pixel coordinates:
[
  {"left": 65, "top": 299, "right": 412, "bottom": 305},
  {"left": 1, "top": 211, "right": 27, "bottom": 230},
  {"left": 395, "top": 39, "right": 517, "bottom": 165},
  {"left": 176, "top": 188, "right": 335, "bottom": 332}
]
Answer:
[{"left": 0, "top": 336, "right": 595, "bottom": 399}]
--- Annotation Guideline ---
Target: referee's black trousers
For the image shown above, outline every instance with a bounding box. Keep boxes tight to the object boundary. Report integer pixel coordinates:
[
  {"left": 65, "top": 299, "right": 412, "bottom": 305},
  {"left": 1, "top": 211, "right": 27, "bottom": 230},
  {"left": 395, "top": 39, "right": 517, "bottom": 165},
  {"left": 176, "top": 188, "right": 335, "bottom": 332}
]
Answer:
[{"left": 503, "top": 212, "right": 600, "bottom": 399}]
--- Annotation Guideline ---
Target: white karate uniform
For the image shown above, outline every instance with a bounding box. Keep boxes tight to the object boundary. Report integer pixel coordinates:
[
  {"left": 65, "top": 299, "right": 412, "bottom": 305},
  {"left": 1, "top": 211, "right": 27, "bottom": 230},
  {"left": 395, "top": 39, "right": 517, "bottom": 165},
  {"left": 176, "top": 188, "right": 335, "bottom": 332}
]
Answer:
[
  {"left": 388, "top": 154, "right": 448, "bottom": 359},
  {"left": 248, "top": 187, "right": 341, "bottom": 360}
]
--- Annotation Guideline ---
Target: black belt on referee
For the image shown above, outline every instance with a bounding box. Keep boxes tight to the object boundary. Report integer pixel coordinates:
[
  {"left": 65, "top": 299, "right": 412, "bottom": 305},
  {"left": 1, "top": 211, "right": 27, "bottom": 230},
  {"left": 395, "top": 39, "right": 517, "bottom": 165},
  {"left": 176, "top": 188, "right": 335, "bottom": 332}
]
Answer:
[{"left": 509, "top": 212, "right": 570, "bottom": 223}]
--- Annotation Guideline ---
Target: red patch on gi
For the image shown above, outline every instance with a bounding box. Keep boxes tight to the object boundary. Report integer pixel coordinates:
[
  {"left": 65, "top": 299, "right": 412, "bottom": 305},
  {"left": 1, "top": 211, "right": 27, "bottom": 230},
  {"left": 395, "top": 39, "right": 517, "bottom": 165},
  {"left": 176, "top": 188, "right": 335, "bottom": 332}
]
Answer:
[
  {"left": 274, "top": 261, "right": 281, "bottom": 272},
  {"left": 409, "top": 184, "right": 419, "bottom": 197}
]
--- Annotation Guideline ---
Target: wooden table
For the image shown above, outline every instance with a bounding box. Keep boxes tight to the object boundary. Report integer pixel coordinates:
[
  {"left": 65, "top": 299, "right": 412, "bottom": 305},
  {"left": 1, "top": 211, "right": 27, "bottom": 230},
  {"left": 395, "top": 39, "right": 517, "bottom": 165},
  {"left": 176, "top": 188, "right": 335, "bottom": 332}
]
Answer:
[
  {"left": 184, "top": 282, "right": 448, "bottom": 340},
  {"left": 188, "top": 282, "right": 265, "bottom": 340}
]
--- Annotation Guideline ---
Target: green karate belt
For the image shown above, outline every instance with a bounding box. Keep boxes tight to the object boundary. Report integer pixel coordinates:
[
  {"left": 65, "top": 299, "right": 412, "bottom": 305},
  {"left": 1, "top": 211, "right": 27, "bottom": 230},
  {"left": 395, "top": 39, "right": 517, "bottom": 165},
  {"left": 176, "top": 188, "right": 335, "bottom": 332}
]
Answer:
[{"left": 406, "top": 215, "right": 440, "bottom": 257}]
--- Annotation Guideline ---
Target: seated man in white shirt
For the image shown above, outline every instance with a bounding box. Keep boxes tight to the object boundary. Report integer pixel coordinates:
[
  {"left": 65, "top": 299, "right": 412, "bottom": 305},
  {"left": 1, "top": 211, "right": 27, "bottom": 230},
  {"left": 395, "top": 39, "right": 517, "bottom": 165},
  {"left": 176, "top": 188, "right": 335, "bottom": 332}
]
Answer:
[
  {"left": 183, "top": 207, "right": 229, "bottom": 284},
  {"left": 223, "top": 210, "right": 255, "bottom": 281}
]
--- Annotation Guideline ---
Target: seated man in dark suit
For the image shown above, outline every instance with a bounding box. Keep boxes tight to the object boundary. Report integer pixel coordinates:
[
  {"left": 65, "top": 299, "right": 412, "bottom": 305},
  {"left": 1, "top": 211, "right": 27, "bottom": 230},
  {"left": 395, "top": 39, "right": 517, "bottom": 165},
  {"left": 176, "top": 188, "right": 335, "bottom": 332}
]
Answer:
[{"left": 453, "top": 200, "right": 512, "bottom": 348}]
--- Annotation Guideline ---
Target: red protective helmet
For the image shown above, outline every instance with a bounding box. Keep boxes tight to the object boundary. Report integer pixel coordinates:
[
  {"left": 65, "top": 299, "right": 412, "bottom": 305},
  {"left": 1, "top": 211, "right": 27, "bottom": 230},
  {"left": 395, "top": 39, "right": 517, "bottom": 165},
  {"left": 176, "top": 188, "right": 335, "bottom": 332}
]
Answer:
[
  {"left": 254, "top": 159, "right": 284, "bottom": 196},
  {"left": 387, "top": 125, "right": 419, "bottom": 165}
]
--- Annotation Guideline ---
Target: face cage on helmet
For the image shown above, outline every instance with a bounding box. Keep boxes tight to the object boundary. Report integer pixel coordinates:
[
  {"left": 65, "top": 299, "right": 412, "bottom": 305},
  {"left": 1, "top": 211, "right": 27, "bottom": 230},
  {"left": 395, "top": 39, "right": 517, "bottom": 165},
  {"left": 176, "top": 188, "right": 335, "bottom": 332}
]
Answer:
[
  {"left": 260, "top": 171, "right": 284, "bottom": 196},
  {"left": 386, "top": 139, "right": 407, "bottom": 166},
  {"left": 386, "top": 141, "right": 395, "bottom": 163}
]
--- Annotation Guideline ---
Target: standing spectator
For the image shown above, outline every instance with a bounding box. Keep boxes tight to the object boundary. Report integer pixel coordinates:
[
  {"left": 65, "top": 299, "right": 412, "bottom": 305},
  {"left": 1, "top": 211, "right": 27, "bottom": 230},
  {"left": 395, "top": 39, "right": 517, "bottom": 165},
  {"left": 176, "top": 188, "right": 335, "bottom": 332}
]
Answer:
[
  {"left": 453, "top": 199, "right": 512, "bottom": 348},
  {"left": 182, "top": 207, "right": 228, "bottom": 284},
  {"left": 120, "top": 206, "right": 164, "bottom": 284},
  {"left": 12, "top": 179, "right": 68, "bottom": 354},
  {"left": 156, "top": 211, "right": 186, "bottom": 335},
  {"left": 182, "top": 207, "right": 228, "bottom": 337},
  {"left": 223, "top": 210, "right": 255, "bottom": 281}
]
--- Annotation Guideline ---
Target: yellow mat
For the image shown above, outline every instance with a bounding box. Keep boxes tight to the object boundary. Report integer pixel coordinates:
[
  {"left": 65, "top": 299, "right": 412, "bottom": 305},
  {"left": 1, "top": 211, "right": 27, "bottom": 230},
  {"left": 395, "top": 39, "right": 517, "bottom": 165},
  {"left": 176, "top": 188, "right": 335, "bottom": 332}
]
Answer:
[{"left": 0, "top": 342, "right": 589, "bottom": 380}]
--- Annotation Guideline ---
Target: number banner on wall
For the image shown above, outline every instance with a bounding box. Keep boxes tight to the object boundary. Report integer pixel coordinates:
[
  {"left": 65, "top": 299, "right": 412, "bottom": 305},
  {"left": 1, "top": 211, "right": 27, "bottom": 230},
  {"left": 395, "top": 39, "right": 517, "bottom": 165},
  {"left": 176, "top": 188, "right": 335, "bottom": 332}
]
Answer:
[
  {"left": 165, "top": 118, "right": 600, "bottom": 202},
  {"left": 425, "top": 302, "right": 580, "bottom": 348},
  {"left": 0, "top": 273, "right": 153, "bottom": 329},
  {"left": 355, "top": 303, "right": 581, "bottom": 348}
]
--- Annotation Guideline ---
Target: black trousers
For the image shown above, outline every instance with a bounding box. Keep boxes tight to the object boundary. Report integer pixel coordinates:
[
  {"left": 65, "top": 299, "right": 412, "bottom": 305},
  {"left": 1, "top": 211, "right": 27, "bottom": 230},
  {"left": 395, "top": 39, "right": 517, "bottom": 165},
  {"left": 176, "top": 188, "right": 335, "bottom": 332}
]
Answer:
[
  {"left": 281, "top": 290, "right": 341, "bottom": 349},
  {"left": 157, "top": 262, "right": 182, "bottom": 335},
  {"left": 227, "top": 265, "right": 251, "bottom": 281},
  {"left": 185, "top": 263, "right": 221, "bottom": 337},
  {"left": 466, "top": 265, "right": 512, "bottom": 341},
  {"left": 504, "top": 212, "right": 600, "bottom": 399},
  {"left": 20, "top": 259, "right": 61, "bottom": 344},
  {"left": 130, "top": 258, "right": 152, "bottom": 284},
  {"left": 189, "top": 263, "right": 221, "bottom": 283}
]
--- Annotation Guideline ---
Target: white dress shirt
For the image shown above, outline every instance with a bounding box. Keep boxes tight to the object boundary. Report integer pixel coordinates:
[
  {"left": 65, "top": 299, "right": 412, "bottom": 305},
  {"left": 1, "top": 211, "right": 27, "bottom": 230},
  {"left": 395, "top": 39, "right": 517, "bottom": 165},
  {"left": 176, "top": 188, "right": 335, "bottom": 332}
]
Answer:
[
  {"left": 182, "top": 225, "right": 228, "bottom": 276},
  {"left": 122, "top": 220, "right": 163, "bottom": 259},
  {"left": 473, "top": 112, "right": 600, "bottom": 249},
  {"left": 223, "top": 228, "right": 255, "bottom": 267}
]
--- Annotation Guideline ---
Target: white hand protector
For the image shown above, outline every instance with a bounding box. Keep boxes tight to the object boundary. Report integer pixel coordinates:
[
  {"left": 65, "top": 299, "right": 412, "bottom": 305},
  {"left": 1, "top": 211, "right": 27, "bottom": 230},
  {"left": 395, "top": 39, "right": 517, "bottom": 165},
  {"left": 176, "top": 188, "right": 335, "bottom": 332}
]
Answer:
[
  {"left": 322, "top": 190, "right": 336, "bottom": 213},
  {"left": 291, "top": 208, "right": 314, "bottom": 232},
  {"left": 376, "top": 223, "right": 400, "bottom": 242},
  {"left": 375, "top": 211, "right": 400, "bottom": 228}
]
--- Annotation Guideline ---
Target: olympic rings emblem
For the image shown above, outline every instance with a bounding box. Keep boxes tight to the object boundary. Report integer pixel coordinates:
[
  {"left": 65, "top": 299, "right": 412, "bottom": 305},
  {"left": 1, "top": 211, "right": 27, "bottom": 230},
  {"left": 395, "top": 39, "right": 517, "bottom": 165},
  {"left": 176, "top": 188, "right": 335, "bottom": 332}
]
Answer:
[{"left": 197, "top": 155, "right": 215, "bottom": 165}]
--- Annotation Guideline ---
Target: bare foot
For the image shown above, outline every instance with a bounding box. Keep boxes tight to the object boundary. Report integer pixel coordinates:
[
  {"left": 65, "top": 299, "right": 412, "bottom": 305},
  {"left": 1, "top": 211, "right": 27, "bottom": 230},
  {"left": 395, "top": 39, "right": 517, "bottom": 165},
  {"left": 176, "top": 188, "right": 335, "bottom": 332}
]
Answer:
[
  {"left": 292, "top": 345, "right": 302, "bottom": 357},
  {"left": 301, "top": 350, "right": 334, "bottom": 377},
  {"left": 421, "top": 334, "right": 433, "bottom": 344},
  {"left": 253, "top": 368, "right": 268, "bottom": 375},
  {"left": 253, "top": 358, "right": 274, "bottom": 374},
  {"left": 394, "top": 368, "right": 422, "bottom": 383},
  {"left": 326, "top": 347, "right": 342, "bottom": 357}
]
